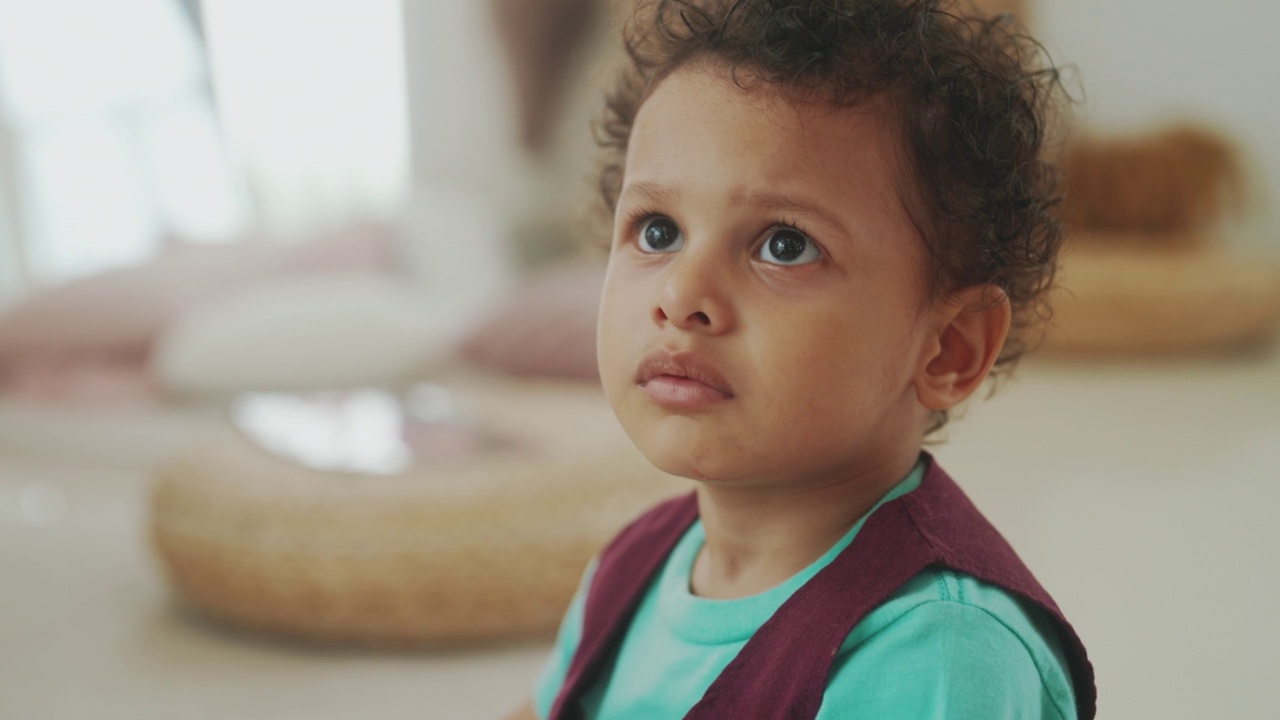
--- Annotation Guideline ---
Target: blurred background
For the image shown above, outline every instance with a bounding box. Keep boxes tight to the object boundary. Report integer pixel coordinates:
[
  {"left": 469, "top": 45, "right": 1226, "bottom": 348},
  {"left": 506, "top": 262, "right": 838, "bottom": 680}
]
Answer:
[{"left": 0, "top": 1, "right": 1277, "bottom": 718}]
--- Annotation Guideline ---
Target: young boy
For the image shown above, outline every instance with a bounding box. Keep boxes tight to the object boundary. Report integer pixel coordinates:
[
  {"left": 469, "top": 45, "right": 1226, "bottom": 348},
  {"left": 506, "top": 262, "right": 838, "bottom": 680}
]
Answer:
[{"left": 509, "top": 0, "right": 1095, "bottom": 717}]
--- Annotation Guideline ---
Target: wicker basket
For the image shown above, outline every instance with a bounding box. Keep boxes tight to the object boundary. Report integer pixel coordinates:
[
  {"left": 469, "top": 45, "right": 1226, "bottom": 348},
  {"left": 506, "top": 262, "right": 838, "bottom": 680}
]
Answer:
[
  {"left": 149, "top": 375, "right": 688, "bottom": 646},
  {"left": 1043, "top": 241, "right": 1280, "bottom": 355}
]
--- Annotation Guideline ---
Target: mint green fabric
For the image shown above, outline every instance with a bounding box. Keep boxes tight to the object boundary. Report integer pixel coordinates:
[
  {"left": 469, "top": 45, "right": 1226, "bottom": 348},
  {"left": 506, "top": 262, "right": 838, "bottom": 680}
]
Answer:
[{"left": 533, "top": 463, "right": 1077, "bottom": 719}]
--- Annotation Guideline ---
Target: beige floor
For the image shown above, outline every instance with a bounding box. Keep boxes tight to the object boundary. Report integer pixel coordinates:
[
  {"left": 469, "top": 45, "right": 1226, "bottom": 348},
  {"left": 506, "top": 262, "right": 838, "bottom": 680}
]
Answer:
[{"left": 1, "top": 350, "right": 1278, "bottom": 719}]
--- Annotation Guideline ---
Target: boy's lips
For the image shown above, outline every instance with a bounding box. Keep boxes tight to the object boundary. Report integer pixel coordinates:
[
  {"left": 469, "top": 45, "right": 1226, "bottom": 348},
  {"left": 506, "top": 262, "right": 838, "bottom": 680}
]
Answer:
[{"left": 635, "top": 350, "right": 735, "bottom": 408}]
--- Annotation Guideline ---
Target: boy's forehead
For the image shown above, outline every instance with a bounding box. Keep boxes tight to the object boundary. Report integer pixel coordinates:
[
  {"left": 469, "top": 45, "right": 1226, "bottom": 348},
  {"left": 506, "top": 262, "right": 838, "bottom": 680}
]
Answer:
[
  {"left": 630, "top": 66, "right": 899, "bottom": 168},
  {"left": 624, "top": 65, "right": 911, "bottom": 222},
  {"left": 646, "top": 66, "right": 888, "bottom": 133}
]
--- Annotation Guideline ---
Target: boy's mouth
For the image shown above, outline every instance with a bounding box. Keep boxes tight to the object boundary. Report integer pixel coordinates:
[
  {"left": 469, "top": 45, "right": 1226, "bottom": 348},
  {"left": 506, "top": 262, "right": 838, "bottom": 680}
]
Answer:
[{"left": 635, "top": 350, "right": 735, "bottom": 408}]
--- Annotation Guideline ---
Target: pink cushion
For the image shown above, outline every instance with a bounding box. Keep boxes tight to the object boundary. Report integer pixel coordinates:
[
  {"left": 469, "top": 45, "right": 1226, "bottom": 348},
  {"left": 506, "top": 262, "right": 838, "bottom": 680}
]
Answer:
[
  {"left": 457, "top": 258, "right": 604, "bottom": 381},
  {"left": 0, "top": 352, "right": 159, "bottom": 405},
  {"left": 0, "top": 223, "right": 395, "bottom": 358}
]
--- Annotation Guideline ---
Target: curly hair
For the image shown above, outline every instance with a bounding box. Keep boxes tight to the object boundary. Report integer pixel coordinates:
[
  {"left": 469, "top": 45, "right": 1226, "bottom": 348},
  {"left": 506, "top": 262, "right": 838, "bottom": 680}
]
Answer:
[{"left": 594, "top": 0, "right": 1071, "bottom": 434}]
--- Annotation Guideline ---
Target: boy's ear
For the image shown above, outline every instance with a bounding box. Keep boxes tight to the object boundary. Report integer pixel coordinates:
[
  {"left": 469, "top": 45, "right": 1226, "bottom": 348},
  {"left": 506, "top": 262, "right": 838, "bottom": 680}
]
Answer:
[{"left": 914, "top": 285, "right": 1011, "bottom": 411}]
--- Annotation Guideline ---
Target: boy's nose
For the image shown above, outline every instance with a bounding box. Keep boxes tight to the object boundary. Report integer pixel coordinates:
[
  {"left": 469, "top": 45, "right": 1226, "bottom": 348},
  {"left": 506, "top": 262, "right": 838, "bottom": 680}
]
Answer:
[{"left": 652, "top": 250, "right": 733, "bottom": 334}]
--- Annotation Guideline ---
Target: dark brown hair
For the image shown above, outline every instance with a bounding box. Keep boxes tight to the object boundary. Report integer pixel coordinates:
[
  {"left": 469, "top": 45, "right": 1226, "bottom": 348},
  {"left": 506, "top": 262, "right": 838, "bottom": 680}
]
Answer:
[{"left": 595, "top": 0, "right": 1071, "bottom": 434}]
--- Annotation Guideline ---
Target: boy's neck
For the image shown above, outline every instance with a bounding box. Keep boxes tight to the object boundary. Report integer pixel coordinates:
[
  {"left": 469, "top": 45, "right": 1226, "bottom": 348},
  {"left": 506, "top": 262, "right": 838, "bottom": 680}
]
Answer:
[{"left": 689, "top": 447, "right": 922, "bottom": 600}]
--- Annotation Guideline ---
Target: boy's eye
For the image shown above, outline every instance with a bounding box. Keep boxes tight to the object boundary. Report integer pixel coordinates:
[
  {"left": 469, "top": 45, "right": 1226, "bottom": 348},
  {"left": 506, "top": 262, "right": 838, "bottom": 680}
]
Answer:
[
  {"left": 638, "top": 217, "right": 684, "bottom": 253},
  {"left": 757, "top": 228, "right": 820, "bottom": 266}
]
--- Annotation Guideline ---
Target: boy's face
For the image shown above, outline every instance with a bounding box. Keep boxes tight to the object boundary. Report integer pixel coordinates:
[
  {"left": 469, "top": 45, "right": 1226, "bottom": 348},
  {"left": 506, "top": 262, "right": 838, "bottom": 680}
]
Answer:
[{"left": 597, "top": 64, "right": 937, "bottom": 487}]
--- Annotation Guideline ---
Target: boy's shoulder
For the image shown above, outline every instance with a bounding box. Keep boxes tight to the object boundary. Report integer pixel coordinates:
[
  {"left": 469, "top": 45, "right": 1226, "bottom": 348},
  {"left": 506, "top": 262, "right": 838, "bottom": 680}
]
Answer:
[
  {"left": 835, "top": 567, "right": 1079, "bottom": 718},
  {"left": 844, "top": 567, "right": 1069, "bottom": 653}
]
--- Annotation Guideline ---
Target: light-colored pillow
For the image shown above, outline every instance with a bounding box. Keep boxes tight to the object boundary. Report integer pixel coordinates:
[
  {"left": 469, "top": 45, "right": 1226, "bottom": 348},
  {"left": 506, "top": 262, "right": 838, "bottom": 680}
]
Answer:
[
  {"left": 154, "top": 189, "right": 518, "bottom": 396},
  {"left": 152, "top": 274, "right": 466, "bottom": 396}
]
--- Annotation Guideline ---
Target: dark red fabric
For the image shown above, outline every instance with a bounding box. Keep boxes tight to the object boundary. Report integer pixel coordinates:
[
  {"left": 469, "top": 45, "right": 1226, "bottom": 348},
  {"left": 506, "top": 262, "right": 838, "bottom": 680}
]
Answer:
[
  {"left": 549, "top": 454, "right": 1097, "bottom": 720},
  {"left": 547, "top": 492, "right": 699, "bottom": 720}
]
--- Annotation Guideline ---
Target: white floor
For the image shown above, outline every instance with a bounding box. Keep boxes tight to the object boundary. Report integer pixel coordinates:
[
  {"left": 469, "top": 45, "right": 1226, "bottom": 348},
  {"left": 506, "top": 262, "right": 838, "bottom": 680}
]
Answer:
[{"left": 1, "top": 349, "right": 1278, "bottom": 719}]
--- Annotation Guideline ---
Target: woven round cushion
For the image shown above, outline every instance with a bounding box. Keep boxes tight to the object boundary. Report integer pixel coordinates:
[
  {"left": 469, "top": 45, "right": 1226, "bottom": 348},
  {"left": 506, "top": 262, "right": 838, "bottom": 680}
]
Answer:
[
  {"left": 149, "top": 374, "right": 687, "bottom": 646},
  {"left": 1043, "top": 243, "right": 1280, "bottom": 355}
]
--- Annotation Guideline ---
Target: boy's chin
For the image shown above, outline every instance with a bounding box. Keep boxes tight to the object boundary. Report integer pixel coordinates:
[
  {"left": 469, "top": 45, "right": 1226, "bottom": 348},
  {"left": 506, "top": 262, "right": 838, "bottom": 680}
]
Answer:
[
  {"left": 632, "top": 435, "right": 773, "bottom": 484},
  {"left": 614, "top": 402, "right": 775, "bottom": 484},
  {"left": 629, "top": 433, "right": 753, "bottom": 485}
]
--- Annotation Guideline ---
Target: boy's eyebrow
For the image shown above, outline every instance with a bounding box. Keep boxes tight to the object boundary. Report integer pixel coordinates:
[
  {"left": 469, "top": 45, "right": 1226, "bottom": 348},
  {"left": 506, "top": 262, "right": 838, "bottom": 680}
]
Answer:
[
  {"left": 733, "top": 188, "right": 851, "bottom": 237},
  {"left": 619, "top": 180, "right": 680, "bottom": 204},
  {"left": 620, "top": 181, "right": 852, "bottom": 237}
]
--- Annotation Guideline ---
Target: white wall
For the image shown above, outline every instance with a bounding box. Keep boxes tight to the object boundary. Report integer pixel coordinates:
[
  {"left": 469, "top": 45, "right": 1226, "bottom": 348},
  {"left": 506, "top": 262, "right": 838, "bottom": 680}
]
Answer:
[
  {"left": 402, "top": 2, "right": 517, "bottom": 197},
  {"left": 202, "top": 0, "right": 410, "bottom": 235},
  {"left": 400, "top": 1, "right": 613, "bottom": 260},
  {"left": 1036, "top": 0, "right": 1278, "bottom": 253}
]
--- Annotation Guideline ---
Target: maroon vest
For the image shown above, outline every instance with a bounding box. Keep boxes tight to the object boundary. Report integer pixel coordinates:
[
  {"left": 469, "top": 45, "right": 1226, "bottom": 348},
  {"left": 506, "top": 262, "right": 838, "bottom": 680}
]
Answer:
[{"left": 549, "top": 454, "right": 1096, "bottom": 720}]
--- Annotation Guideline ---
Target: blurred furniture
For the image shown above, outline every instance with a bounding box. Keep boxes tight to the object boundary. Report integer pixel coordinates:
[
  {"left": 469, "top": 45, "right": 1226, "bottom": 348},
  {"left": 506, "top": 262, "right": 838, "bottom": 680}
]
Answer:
[
  {"left": 154, "top": 188, "right": 516, "bottom": 396},
  {"left": 149, "top": 370, "right": 687, "bottom": 646},
  {"left": 0, "top": 188, "right": 516, "bottom": 402},
  {"left": 1045, "top": 125, "right": 1280, "bottom": 355},
  {"left": 1047, "top": 242, "right": 1280, "bottom": 354},
  {"left": 0, "top": 222, "right": 394, "bottom": 402}
]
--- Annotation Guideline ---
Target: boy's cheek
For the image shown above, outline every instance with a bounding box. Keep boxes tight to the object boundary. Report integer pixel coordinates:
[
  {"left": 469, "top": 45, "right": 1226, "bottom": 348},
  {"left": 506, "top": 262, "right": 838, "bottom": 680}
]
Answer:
[
  {"left": 596, "top": 336, "right": 629, "bottom": 391},
  {"left": 597, "top": 276, "right": 649, "bottom": 349},
  {"left": 596, "top": 310, "right": 642, "bottom": 410}
]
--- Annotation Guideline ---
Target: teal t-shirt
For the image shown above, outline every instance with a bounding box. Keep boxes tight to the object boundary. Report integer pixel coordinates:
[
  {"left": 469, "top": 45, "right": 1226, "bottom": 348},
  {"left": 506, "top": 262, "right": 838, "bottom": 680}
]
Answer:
[{"left": 534, "top": 463, "right": 1078, "bottom": 719}]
